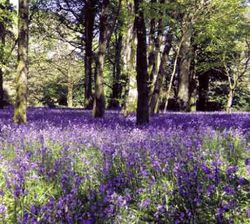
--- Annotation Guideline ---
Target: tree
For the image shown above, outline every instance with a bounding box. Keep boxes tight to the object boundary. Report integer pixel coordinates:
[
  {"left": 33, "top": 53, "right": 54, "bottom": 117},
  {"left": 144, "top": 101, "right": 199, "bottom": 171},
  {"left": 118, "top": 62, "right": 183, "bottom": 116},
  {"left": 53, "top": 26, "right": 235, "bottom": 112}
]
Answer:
[
  {"left": 120, "top": 1, "right": 136, "bottom": 114},
  {"left": 107, "top": 1, "right": 136, "bottom": 110},
  {"left": 176, "top": 12, "right": 193, "bottom": 112},
  {"left": 147, "top": 0, "right": 164, "bottom": 99},
  {"left": 93, "top": 0, "right": 110, "bottom": 118},
  {"left": 194, "top": 0, "right": 250, "bottom": 111},
  {"left": 134, "top": 0, "right": 149, "bottom": 124},
  {"left": 93, "top": 0, "right": 121, "bottom": 117},
  {"left": 0, "top": 6, "right": 6, "bottom": 109},
  {"left": 0, "top": 0, "right": 12, "bottom": 109},
  {"left": 150, "top": 32, "right": 172, "bottom": 114},
  {"left": 13, "top": 0, "right": 29, "bottom": 124},
  {"left": 84, "top": 0, "right": 97, "bottom": 109},
  {"left": 223, "top": 42, "right": 250, "bottom": 112},
  {"left": 109, "top": 31, "right": 123, "bottom": 108}
]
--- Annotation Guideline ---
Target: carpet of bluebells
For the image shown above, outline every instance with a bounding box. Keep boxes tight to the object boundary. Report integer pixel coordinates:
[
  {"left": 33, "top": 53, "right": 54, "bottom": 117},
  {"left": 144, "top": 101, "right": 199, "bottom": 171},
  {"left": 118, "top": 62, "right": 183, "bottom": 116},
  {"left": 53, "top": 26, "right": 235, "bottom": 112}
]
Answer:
[{"left": 0, "top": 108, "right": 249, "bottom": 224}]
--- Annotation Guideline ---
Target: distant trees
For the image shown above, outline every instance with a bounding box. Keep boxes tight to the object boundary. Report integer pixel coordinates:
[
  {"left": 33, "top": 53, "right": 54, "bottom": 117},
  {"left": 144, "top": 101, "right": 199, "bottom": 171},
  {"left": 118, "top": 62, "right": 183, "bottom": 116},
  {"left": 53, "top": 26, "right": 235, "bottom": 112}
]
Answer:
[
  {"left": 13, "top": 0, "right": 29, "bottom": 124},
  {"left": 195, "top": 0, "right": 250, "bottom": 112},
  {"left": 0, "top": 0, "right": 249, "bottom": 124}
]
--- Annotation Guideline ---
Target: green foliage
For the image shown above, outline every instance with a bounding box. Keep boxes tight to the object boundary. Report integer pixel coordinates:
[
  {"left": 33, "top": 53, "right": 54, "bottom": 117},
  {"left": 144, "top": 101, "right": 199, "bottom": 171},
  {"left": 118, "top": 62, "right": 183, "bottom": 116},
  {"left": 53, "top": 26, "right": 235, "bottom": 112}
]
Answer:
[
  {"left": 0, "top": 0, "right": 14, "bottom": 24},
  {"left": 1, "top": 0, "right": 249, "bottom": 111}
]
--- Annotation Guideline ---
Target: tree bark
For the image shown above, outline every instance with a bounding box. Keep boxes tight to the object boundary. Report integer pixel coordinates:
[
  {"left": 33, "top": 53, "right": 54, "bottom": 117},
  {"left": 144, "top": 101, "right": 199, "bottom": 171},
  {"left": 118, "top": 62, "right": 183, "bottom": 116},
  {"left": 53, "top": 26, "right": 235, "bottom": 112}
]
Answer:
[
  {"left": 67, "top": 73, "right": 73, "bottom": 107},
  {"left": 150, "top": 32, "right": 172, "bottom": 114},
  {"left": 163, "top": 36, "right": 183, "bottom": 113},
  {"left": 226, "top": 89, "right": 234, "bottom": 113},
  {"left": 93, "top": 0, "right": 110, "bottom": 117},
  {"left": 84, "top": 0, "right": 96, "bottom": 109},
  {"left": 148, "top": 0, "right": 156, "bottom": 87},
  {"left": 0, "top": 20, "right": 5, "bottom": 109},
  {"left": 189, "top": 49, "right": 197, "bottom": 112},
  {"left": 13, "top": 0, "right": 29, "bottom": 124},
  {"left": 120, "top": 7, "right": 136, "bottom": 115},
  {"left": 148, "top": 0, "right": 164, "bottom": 99},
  {"left": 110, "top": 33, "right": 123, "bottom": 108},
  {"left": 197, "top": 73, "right": 209, "bottom": 111},
  {"left": 177, "top": 18, "right": 192, "bottom": 112},
  {"left": 189, "top": 81, "right": 197, "bottom": 112},
  {"left": 134, "top": 0, "right": 149, "bottom": 125},
  {"left": 0, "top": 69, "right": 3, "bottom": 109}
]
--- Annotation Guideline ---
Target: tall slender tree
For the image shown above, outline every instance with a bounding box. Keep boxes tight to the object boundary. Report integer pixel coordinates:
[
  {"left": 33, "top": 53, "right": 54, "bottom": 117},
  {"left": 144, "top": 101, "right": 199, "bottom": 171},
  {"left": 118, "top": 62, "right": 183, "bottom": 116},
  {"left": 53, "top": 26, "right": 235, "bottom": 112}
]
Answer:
[
  {"left": 134, "top": 0, "right": 149, "bottom": 124},
  {"left": 0, "top": 14, "right": 5, "bottom": 109},
  {"left": 0, "top": 0, "right": 10, "bottom": 109},
  {"left": 84, "top": 0, "right": 96, "bottom": 109},
  {"left": 13, "top": 0, "right": 29, "bottom": 124},
  {"left": 150, "top": 32, "right": 172, "bottom": 114},
  {"left": 120, "top": 1, "right": 136, "bottom": 114},
  {"left": 110, "top": 32, "right": 123, "bottom": 108}
]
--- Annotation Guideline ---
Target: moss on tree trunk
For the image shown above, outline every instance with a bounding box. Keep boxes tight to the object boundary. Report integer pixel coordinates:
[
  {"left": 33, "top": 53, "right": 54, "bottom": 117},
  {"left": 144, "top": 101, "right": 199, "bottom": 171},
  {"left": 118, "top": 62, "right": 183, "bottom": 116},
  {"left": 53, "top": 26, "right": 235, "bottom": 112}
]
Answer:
[{"left": 13, "top": 0, "right": 29, "bottom": 124}]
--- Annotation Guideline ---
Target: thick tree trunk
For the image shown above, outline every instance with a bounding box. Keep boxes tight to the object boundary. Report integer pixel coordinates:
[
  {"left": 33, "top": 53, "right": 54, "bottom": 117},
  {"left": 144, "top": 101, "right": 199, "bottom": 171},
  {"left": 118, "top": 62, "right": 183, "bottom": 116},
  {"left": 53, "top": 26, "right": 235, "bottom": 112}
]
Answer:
[
  {"left": 134, "top": 0, "right": 149, "bottom": 125},
  {"left": 93, "top": 0, "right": 109, "bottom": 118},
  {"left": 197, "top": 73, "right": 209, "bottom": 111},
  {"left": 13, "top": 0, "right": 29, "bottom": 124},
  {"left": 177, "top": 19, "right": 192, "bottom": 112},
  {"left": 84, "top": 0, "right": 96, "bottom": 109},
  {"left": 150, "top": 33, "right": 172, "bottom": 114},
  {"left": 0, "top": 21, "right": 5, "bottom": 109}
]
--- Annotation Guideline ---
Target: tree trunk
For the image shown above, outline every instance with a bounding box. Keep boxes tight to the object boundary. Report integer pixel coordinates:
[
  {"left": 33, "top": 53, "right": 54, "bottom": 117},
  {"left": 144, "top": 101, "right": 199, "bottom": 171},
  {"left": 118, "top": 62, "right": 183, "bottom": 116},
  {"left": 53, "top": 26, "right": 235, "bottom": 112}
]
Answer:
[
  {"left": 163, "top": 36, "right": 183, "bottom": 113},
  {"left": 177, "top": 18, "right": 192, "bottom": 112},
  {"left": 189, "top": 84, "right": 197, "bottom": 112},
  {"left": 189, "top": 50, "right": 197, "bottom": 112},
  {"left": 120, "top": 8, "right": 135, "bottom": 115},
  {"left": 197, "top": 73, "right": 209, "bottom": 111},
  {"left": 134, "top": 0, "right": 149, "bottom": 125},
  {"left": 150, "top": 32, "right": 172, "bottom": 114},
  {"left": 0, "top": 20, "right": 5, "bottom": 109},
  {"left": 13, "top": 0, "right": 29, "bottom": 124},
  {"left": 226, "top": 89, "right": 234, "bottom": 113},
  {"left": 148, "top": 0, "right": 156, "bottom": 88},
  {"left": 110, "top": 33, "right": 123, "bottom": 108},
  {"left": 0, "top": 68, "right": 4, "bottom": 109},
  {"left": 148, "top": 0, "right": 164, "bottom": 99},
  {"left": 84, "top": 0, "right": 96, "bottom": 109},
  {"left": 93, "top": 0, "right": 110, "bottom": 118},
  {"left": 67, "top": 73, "right": 73, "bottom": 107}
]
